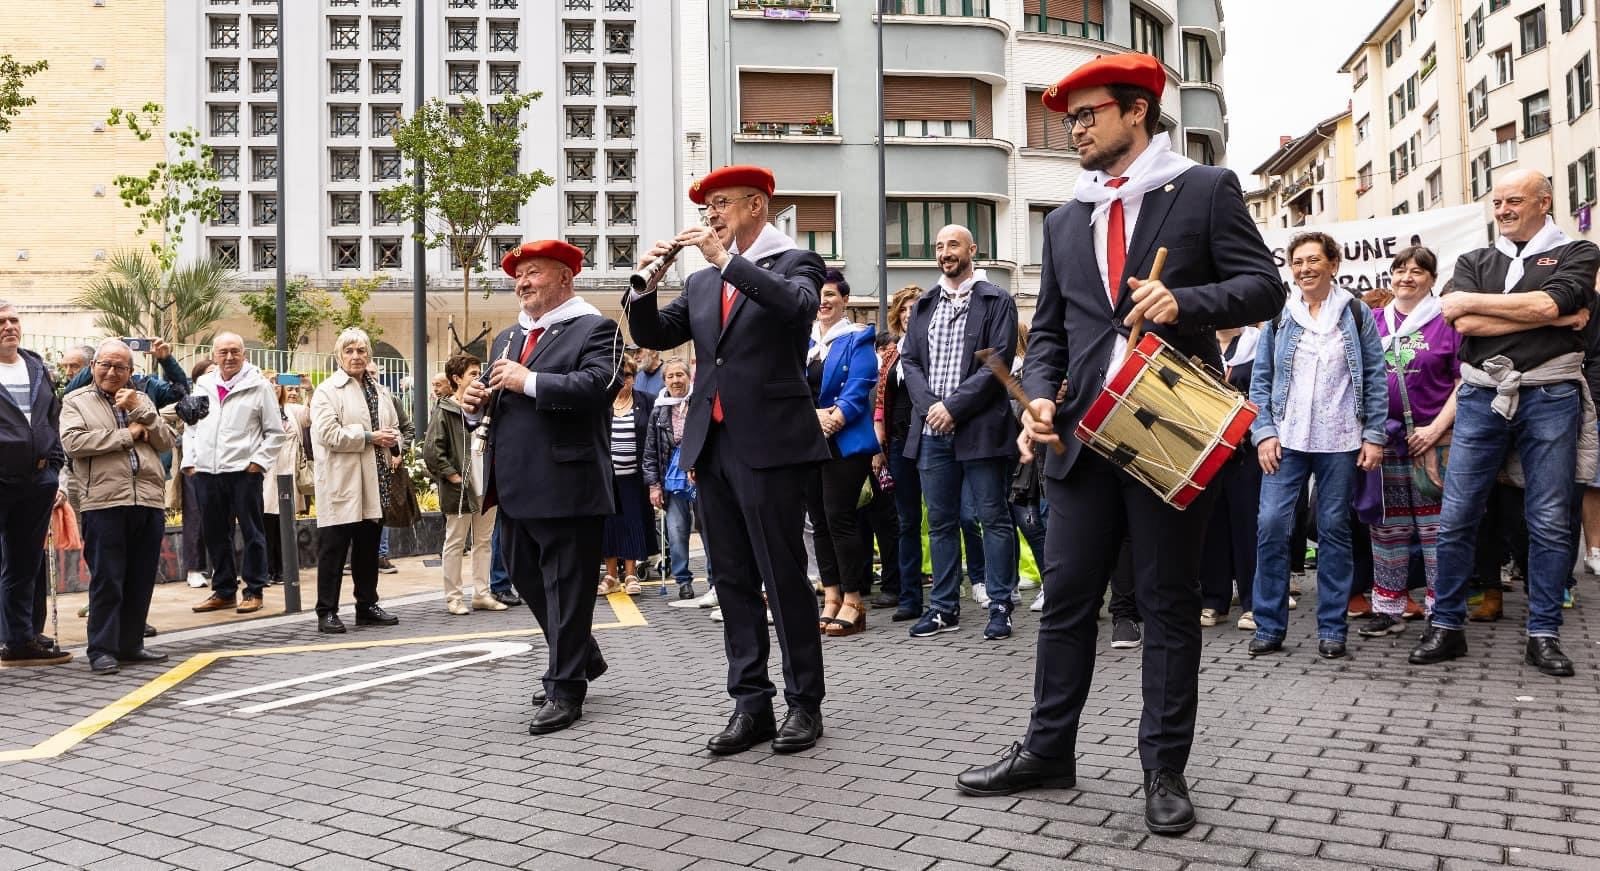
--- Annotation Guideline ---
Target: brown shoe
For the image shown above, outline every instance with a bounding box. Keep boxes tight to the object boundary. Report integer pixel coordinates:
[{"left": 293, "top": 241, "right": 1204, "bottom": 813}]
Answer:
[
  {"left": 237, "top": 595, "right": 264, "bottom": 614},
  {"left": 1402, "top": 597, "right": 1426, "bottom": 620},
  {"left": 192, "top": 594, "right": 237, "bottom": 613},
  {"left": 1468, "top": 588, "right": 1503, "bottom": 622},
  {"left": 1346, "top": 593, "right": 1372, "bottom": 618}
]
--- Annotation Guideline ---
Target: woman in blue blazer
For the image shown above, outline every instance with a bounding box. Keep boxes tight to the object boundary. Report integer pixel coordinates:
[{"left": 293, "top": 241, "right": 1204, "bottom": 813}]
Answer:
[{"left": 807, "top": 269, "right": 880, "bottom": 637}]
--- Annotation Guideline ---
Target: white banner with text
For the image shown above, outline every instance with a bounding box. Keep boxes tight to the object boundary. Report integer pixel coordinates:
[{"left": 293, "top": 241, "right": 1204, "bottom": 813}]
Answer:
[{"left": 1259, "top": 204, "right": 1490, "bottom": 293}]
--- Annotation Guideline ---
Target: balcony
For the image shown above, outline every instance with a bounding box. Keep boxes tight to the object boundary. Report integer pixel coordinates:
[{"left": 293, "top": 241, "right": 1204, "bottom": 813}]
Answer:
[
  {"left": 1180, "top": 86, "right": 1225, "bottom": 133},
  {"left": 880, "top": 19, "right": 1005, "bottom": 80},
  {"left": 885, "top": 140, "right": 1008, "bottom": 197},
  {"left": 737, "top": 118, "right": 836, "bottom": 138},
  {"left": 732, "top": 0, "right": 838, "bottom": 20},
  {"left": 883, "top": 0, "right": 992, "bottom": 16}
]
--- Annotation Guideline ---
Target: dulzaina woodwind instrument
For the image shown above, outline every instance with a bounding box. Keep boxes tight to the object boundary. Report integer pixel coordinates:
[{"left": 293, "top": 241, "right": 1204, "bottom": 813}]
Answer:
[
  {"left": 470, "top": 340, "right": 513, "bottom": 456},
  {"left": 630, "top": 244, "right": 683, "bottom": 294}
]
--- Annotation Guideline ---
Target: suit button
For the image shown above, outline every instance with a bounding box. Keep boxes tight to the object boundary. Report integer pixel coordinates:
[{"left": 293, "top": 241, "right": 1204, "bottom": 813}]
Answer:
[{"left": 715, "top": 358, "right": 724, "bottom": 366}]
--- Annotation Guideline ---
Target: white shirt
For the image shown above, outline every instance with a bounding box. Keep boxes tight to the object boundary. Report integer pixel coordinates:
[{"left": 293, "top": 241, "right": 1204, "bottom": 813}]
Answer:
[
  {"left": 1278, "top": 324, "right": 1361, "bottom": 454},
  {"left": 1093, "top": 192, "right": 1145, "bottom": 386},
  {"left": 0, "top": 357, "right": 32, "bottom": 424}
]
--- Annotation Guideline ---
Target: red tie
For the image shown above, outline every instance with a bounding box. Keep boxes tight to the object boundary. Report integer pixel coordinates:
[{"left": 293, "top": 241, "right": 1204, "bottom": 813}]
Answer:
[
  {"left": 712, "top": 284, "right": 735, "bottom": 423},
  {"left": 1105, "top": 177, "right": 1129, "bottom": 305},
  {"left": 518, "top": 327, "right": 544, "bottom": 366}
]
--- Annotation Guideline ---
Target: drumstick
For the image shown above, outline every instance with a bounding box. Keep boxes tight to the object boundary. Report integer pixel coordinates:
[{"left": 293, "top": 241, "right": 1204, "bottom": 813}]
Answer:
[
  {"left": 1123, "top": 246, "right": 1170, "bottom": 364},
  {"left": 975, "top": 348, "right": 1066, "bottom": 456}
]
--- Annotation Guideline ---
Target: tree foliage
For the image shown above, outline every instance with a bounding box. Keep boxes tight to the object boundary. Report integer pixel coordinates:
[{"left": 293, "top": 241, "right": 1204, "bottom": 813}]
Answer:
[
  {"left": 332, "top": 276, "right": 385, "bottom": 340},
  {"left": 379, "top": 92, "right": 553, "bottom": 346},
  {"left": 106, "top": 102, "right": 223, "bottom": 272},
  {"left": 76, "top": 250, "right": 235, "bottom": 345},
  {"left": 239, "top": 278, "right": 333, "bottom": 348},
  {"left": 0, "top": 55, "right": 48, "bottom": 133}
]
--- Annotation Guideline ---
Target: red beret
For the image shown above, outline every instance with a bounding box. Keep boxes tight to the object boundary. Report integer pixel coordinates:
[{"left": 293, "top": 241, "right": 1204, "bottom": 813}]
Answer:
[
  {"left": 501, "top": 239, "right": 583, "bottom": 278},
  {"left": 689, "top": 165, "right": 776, "bottom": 205},
  {"left": 1042, "top": 53, "right": 1165, "bottom": 113}
]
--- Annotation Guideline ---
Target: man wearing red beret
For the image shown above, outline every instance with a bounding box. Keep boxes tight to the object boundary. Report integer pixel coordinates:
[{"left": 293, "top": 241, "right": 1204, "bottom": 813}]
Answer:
[
  {"left": 628, "top": 165, "right": 831, "bottom": 755},
  {"left": 955, "top": 54, "right": 1285, "bottom": 834},
  {"left": 462, "top": 239, "right": 621, "bottom": 736}
]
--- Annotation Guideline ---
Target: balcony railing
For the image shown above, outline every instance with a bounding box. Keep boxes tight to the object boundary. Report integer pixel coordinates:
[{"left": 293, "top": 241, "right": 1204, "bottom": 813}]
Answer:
[
  {"left": 885, "top": 0, "right": 990, "bottom": 15},
  {"left": 738, "top": 119, "right": 836, "bottom": 137},
  {"left": 734, "top": 0, "right": 837, "bottom": 13}
]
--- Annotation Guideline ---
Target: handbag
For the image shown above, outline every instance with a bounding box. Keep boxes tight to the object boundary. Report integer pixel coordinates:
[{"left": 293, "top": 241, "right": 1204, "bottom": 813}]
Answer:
[
  {"left": 1390, "top": 355, "right": 1450, "bottom": 502},
  {"left": 382, "top": 458, "right": 421, "bottom": 528},
  {"left": 294, "top": 454, "right": 315, "bottom": 497}
]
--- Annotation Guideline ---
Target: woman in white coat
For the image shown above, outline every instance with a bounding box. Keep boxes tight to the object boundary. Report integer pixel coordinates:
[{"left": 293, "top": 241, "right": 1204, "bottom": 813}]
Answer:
[{"left": 310, "top": 328, "right": 403, "bottom": 634}]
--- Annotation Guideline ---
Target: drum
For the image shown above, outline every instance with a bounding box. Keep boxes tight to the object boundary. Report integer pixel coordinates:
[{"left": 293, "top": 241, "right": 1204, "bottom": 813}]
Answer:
[{"left": 1074, "top": 333, "right": 1257, "bottom": 509}]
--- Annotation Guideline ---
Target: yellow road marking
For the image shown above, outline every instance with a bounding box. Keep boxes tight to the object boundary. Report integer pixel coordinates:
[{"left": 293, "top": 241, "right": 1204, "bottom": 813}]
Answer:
[{"left": 0, "top": 595, "right": 646, "bottom": 763}]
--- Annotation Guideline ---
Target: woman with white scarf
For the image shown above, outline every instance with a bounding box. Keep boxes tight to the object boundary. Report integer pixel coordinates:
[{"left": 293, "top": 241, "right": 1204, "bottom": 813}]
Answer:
[
  {"left": 806, "top": 269, "right": 880, "bottom": 637},
  {"left": 644, "top": 358, "right": 713, "bottom": 602},
  {"left": 1248, "top": 232, "right": 1388, "bottom": 660},
  {"left": 1198, "top": 324, "right": 1264, "bottom": 632}
]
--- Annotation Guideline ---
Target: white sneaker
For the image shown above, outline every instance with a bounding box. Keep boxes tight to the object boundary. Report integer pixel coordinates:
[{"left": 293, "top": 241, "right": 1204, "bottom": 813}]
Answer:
[
  {"left": 1018, "top": 577, "right": 1040, "bottom": 591},
  {"left": 186, "top": 572, "right": 208, "bottom": 588},
  {"left": 1288, "top": 595, "right": 1298, "bottom": 610},
  {"left": 766, "top": 610, "right": 774, "bottom": 625},
  {"left": 972, "top": 585, "right": 991, "bottom": 607},
  {"left": 1237, "top": 611, "right": 1257, "bottom": 631},
  {"left": 709, "top": 607, "right": 723, "bottom": 622},
  {"left": 1586, "top": 548, "right": 1600, "bottom": 575},
  {"left": 1200, "top": 608, "right": 1219, "bottom": 627},
  {"left": 1030, "top": 593, "right": 1045, "bottom": 613},
  {"left": 670, "top": 588, "right": 719, "bottom": 609}
]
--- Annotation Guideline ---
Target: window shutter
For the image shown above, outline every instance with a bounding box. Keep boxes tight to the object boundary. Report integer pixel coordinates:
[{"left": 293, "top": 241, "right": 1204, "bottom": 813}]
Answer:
[
  {"left": 883, "top": 76, "right": 974, "bottom": 121},
  {"left": 1571, "top": 162, "right": 1581, "bottom": 211},
  {"left": 974, "top": 81, "right": 993, "bottom": 138},
  {"left": 769, "top": 195, "right": 836, "bottom": 232},
  {"left": 740, "top": 72, "right": 832, "bottom": 124},
  {"left": 1026, "top": 91, "right": 1047, "bottom": 147},
  {"left": 1496, "top": 122, "right": 1516, "bottom": 143}
]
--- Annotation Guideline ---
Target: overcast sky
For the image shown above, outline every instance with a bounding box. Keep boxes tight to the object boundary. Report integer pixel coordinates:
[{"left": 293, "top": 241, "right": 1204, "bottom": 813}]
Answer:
[{"left": 1222, "top": 0, "right": 1395, "bottom": 182}]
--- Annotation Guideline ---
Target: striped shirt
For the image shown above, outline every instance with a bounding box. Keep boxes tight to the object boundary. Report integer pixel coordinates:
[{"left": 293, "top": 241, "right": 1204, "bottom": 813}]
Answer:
[
  {"left": 0, "top": 358, "right": 30, "bottom": 424},
  {"left": 611, "top": 408, "right": 638, "bottom": 475}
]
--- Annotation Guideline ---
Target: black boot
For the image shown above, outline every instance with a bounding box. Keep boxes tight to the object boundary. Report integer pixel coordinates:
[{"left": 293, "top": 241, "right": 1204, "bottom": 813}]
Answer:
[{"left": 1408, "top": 624, "right": 1467, "bottom": 665}]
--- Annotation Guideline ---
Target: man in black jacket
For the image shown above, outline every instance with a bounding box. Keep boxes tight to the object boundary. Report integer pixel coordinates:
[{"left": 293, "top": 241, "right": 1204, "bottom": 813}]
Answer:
[
  {"left": 0, "top": 301, "right": 71, "bottom": 667},
  {"left": 629, "top": 165, "right": 830, "bottom": 755},
  {"left": 462, "top": 240, "right": 621, "bottom": 735}
]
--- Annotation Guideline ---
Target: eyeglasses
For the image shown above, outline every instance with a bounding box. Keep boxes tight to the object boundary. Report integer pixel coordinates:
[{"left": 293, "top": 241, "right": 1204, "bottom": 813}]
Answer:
[
  {"left": 94, "top": 362, "right": 131, "bottom": 373},
  {"left": 1059, "top": 99, "right": 1120, "bottom": 132},
  {"left": 213, "top": 348, "right": 243, "bottom": 357},
  {"left": 697, "top": 193, "right": 757, "bottom": 216}
]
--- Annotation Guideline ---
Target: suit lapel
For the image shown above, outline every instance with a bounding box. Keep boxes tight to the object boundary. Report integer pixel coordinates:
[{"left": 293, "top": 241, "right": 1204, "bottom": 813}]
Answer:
[
  {"left": 526, "top": 320, "right": 571, "bottom": 368},
  {"left": 1114, "top": 178, "right": 1185, "bottom": 322},
  {"left": 717, "top": 253, "right": 779, "bottom": 350},
  {"left": 1066, "top": 202, "right": 1108, "bottom": 315}
]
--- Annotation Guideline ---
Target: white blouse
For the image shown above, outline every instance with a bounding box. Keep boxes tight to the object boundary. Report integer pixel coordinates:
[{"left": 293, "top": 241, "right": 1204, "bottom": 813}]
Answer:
[{"left": 1278, "top": 325, "right": 1361, "bottom": 454}]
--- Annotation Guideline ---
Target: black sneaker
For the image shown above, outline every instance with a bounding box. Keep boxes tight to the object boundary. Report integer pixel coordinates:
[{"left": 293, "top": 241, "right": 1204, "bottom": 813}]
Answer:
[
  {"left": 677, "top": 582, "right": 696, "bottom": 600},
  {"left": 983, "top": 603, "right": 1013, "bottom": 640},
  {"left": 1358, "top": 614, "right": 1406, "bottom": 638},
  {"left": 376, "top": 558, "right": 399, "bottom": 574},
  {"left": 909, "top": 609, "right": 960, "bottom": 637},
  {"left": 1111, "top": 619, "right": 1142, "bottom": 649}
]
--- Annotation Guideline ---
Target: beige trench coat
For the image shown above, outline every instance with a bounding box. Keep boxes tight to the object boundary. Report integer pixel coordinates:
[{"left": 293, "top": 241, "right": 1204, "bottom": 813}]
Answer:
[{"left": 310, "top": 370, "right": 401, "bottom": 528}]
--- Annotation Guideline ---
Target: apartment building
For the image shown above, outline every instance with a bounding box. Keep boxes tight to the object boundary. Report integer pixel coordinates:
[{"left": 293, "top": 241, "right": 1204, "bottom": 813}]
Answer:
[{"left": 1250, "top": 109, "right": 1360, "bottom": 229}]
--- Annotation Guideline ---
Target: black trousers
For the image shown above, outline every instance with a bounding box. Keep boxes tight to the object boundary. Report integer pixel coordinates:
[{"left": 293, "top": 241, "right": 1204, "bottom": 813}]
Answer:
[
  {"left": 698, "top": 427, "right": 825, "bottom": 714},
  {"left": 0, "top": 479, "right": 53, "bottom": 646},
  {"left": 503, "top": 513, "right": 606, "bottom": 703},
  {"left": 264, "top": 512, "right": 285, "bottom": 581},
  {"left": 315, "top": 519, "right": 381, "bottom": 616},
  {"left": 806, "top": 454, "right": 873, "bottom": 596},
  {"left": 193, "top": 471, "right": 269, "bottom": 598},
  {"left": 1199, "top": 452, "right": 1261, "bottom": 614},
  {"left": 858, "top": 483, "right": 901, "bottom": 597},
  {"left": 1026, "top": 451, "right": 1212, "bottom": 773},
  {"left": 181, "top": 474, "right": 207, "bottom": 574},
  {"left": 1107, "top": 539, "right": 1139, "bottom": 622},
  {"left": 83, "top": 506, "right": 164, "bottom": 658}
]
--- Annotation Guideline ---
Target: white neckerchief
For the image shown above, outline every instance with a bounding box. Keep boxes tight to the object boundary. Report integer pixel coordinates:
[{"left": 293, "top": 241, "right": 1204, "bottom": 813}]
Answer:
[
  {"left": 808, "top": 318, "right": 862, "bottom": 364},
  {"left": 654, "top": 389, "right": 691, "bottom": 408},
  {"left": 518, "top": 295, "right": 603, "bottom": 333},
  {"left": 938, "top": 268, "right": 988, "bottom": 301},
  {"left": 1495, "top": 217, "right": 1573, "bottom": 292},
  {"left": 1379, "top": 292, "right": 1443, "bottom": 351},
  {"left": 895, "top": 334, "right": 906, "bottom": 383},
  {"left": 1071, "top": 132, "right": 1197, "bottom": 226},
  {"left": 217, "top": 362, "right": 257, "bottom": 392},
  {"left": 1285, "top": 286, "right": 1352, "bottom": 335},
  {"left": 1224, "top": 326, "right": 1261, "bottom": 367}
]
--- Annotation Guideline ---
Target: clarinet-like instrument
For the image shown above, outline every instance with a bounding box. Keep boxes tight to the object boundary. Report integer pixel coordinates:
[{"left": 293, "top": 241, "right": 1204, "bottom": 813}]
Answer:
[
  {"left": 471, "top": 340, "right": 513, "bottom": 455},
  {"left": 629, "top": 243, "right": 683, "bottom": 294}
]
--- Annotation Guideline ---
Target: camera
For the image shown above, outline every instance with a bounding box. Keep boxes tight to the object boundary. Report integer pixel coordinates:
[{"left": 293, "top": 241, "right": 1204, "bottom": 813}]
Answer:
[
  {"left": 122, "top": 337, "right": 155, "bottom": 352},
  {"left": 275, "top": 373, "right": 304, "bottom": 386}
]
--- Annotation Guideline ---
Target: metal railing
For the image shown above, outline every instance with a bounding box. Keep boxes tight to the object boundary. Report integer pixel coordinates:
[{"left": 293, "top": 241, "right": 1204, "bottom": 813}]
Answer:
[
  {"left": 735, "top": 0, "right": 838, "bottom": 13},
  {"left": 886, "top": 0, "right": 990, "bottom": 16}
]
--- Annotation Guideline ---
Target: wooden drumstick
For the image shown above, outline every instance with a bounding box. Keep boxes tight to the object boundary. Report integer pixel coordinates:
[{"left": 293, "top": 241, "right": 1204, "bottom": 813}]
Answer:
[
  {"left": 975, "top": 348, "right": 1066, "bottom": 456},
  {"left": 1123, "top": 246, "right": 1170, "bottom": 364}
]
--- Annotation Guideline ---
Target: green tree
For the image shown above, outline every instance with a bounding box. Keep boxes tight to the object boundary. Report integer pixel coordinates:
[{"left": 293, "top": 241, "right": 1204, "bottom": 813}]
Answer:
[
  {"left": 379, "top": 92, "right": 553, "bottom": 348},
  {"left": 76, "top": 250, "right": 235, "bottom": 345},
  {"left": 0, "top": 55, "right": 48, "bottom": 133},
  {"left": 239, "top": 277, "right": 334, "bottom": 347},
  {"left": 332, "top": 275, "right": 385, "bottom": 340},
  {"left": 106, "top": 102, "right": 223, "bottom": 272}
]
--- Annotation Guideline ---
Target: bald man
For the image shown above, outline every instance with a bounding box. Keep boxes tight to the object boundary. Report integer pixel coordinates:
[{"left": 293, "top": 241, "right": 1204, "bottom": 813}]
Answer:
[
  {"left": 1413, "top": 168, "right": 1600, "bottom": 676},
  {"left": 899, "top": 223, "right": 1020, "bottom": 641}
]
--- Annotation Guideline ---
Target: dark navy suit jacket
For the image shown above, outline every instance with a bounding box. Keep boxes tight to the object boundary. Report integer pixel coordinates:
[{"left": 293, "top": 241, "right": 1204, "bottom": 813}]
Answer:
[{"left": 900, "top": 279, "right": 1019, "bottom": 462}]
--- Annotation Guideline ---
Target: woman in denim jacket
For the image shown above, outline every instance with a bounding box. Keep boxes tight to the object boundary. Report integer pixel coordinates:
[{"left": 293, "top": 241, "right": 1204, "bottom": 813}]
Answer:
[{"left": 1247, "top": 232, "right": 1388, "bottom": 660}]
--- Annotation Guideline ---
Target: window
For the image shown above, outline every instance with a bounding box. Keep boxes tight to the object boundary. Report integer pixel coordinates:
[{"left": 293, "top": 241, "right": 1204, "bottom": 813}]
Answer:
[
  {"left": 372, "top": 19, "right": 401, "bottom": 51},
  {"left": 1523, "top": 90, "right": 1552, "bottom": 137},
  {"left": 372, "top": 106, "right": 401, "bottom": 137},
  {"left": 252, "top": 193, "right": 277, "bottom": 226},
  {"left": 607, "top": 108, "right": 634, "bottom": 139},
  {"left": 251, "top": 147, "right": 277, "bottom": 180},
  {"left": 1129, "top": 6, "right": 1165, "bottom": 61},
  {"left": 1357, "top": 162, "right": 1374, "bottom": 194},
  {"left": 566, "top": 236, "right": 597, "bottom": 268},
  {"left": 1182, "top": 34, "right": 1211, "bottom": 83},
  {"left": 210, "top": 105, "right": 239, "bottom": 137},
  {"left": 330, "top": 149, "right": 360, "bottom": 181},
  {"left": 490, "top": 21, "right": 517, "bottom": 52},
  {"left": 568, "top": 194, "right": 595, "bottom": 225},
  {"left": 372, "top": 63, "right": 401, "bottom": 94},
  {"left": 768, "top": 194, "right": 837, "bottom": 259},
  {"left": 882, "top": 76, "right": 990, "bottom": 140},
  {"left": 608, "top": 237, "right": 637, "bottom": 270},
  {"left": 372, "top": 150, "right": 402, "bottom": 180},
  {"left": 449, "top": 20, "right": 477, "bottom": 51},
  {"left": 252, "top": 239, "right": 277, "bottom": 271},
  {"left": 1494, "top": 123, "right": 1518, "bottom": 165},
  {"left": 449, "top": 63, "right": 477, "bottom": 95},
  {"left": 210, "top": 239, "right": 240, "bottom": 269},
  {"left": 1519, "top": 8, "right": 1546, "bottom": 54},
  {"left": 1465, "top": 6, "right": 1485, "bottom": 57},
  {"left": 1570, "top": 151, "right": 1597, "bottom": 212},
  {"left": 1471, "top": 150, "right": 1493, "bottom": 199},
  {"left": 1426, "top": 170, "right": 1443, "bottom": 205},
  {"left": 1352, "top": 57, "right": 1368, "bottom": 88},
  {"left": 1563, "top": 0, "right": 1588, "bottom": 32},
  {"left": 212, "top": 148, "right": 239, "bottom": 180},
  {"left": 1392, "top": 202, "right": 1410, "bottom": 215},
  {"left": 214, "top": 193, "right": 239, "bottom": 226},
  {"left": 606, "top": 0, "right": 632, "bottom": 9},
  {"left": 1492, "top": 46, "right": 1514, "bottom": 86},
  {"left": 567, "top": 108, "right": 594, "bottom": 138},
  {"left": 1389, "top": 142, "right": 1412, "bottom": 182},
  {"left": 607, "top": 151, "right": 635, "bottom": 181},
  {"left": 1355, "top": 114, "right": 1369, "bottom": 143},
  {"left": 330, "top": 105, "right": 359, "bottom": 137},
  {"left": 252, "top": 16, "right": 278, "bottom": 49},
  {"left": 567, "top": 150, "right": 595, "bottom": 182},
  {"left": 331, "top": 63, "right": 359, "bottom": 94},
  {"left": 1185, "top": 134, "right": 1214, "bottom": 166},
  {"left": 565, "top": 22, "right": 593, "bottom": 53},
  {"left": 609, "top": 193, "right": 635, "bottom": 225},
  {"left": 1384, "top": 30, "right": 1403, "bottom": 66},
  {"left": 331, "top": 193, "right": 361, "bottom": 225},
  {"left": 567, "top": 65, "right": 593, "bottom": 96},
  {"left": 1569, "top": 54, "right": 1595, "bottom": 120},
  {"left": 1423, "top": 105, "right": 1439, "bottom": 140},
  {"left": 210, "top": 62, "right": 239, "bottom": 93},
  {"left": 332, "top": 239, "right": 361, "bottom": 270},
  {"left": 1420, "top": 44, "right": 1437, "bottom": 80},
  {"left": 606, "top": 23, "right": 633, "bottom": 54},
  {"left": 1490, "top": 0, "right": 1510, "bottom": 9},
  {"left": 211, "top": 16, "right": 240, "bottom": 49},
  {"left": 448, "top": 0, "right": 477, "bottom": 6},
  {"left": 374, "top": 238, "right": 403, "bottom": 270},
  {"left": 330, "top": 18, "right": 359, "bottom": 50},
  {"left": 1027, "top": 204, "right": 1057, "bottom": 264},
  {"left": 1468, "top": 78, "right": 1488, "bottom": 127},
  {"left": 885, "top": 199, "right": 996, "bottom": 260},
  {"left": 740, "top": 71, "right": 835, "bottom": 136},
  {"left": 372, "top": 194, "right": 402, "bottom": 225},
  {"left": 1389, "top": 79, "right": 1415, "bottom": 125},
  {"left": 252, "top": 62, "right": 277, "bottom": 94},
  {"left": 606, "top": 66, "right": 633, "bottom": 97}
]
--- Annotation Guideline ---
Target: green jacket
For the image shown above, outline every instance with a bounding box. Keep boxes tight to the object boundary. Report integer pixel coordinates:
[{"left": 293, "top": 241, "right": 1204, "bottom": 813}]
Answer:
[{"left": 422, "top": 396, "right": 479, "bottom": 515}]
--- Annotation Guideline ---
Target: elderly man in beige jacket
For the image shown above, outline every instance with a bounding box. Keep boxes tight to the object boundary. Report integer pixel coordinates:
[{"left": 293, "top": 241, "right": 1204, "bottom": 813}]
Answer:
[
  {"left": 310, "top": 327, "right": 404, "bottom": 634},
  {"left": 61, "top": 339, "right": 177, "bottom": 675}
]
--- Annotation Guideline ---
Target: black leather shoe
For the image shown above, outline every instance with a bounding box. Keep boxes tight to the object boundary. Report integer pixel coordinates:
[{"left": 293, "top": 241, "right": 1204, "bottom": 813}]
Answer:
[
  {"left": 771, "top": 707, "right": 822, "bottom": 754},
  {"left": 318, "top": 612, "right": 347, "bottom": 634},
  {"left": 89, "top": 653, "right": 120, "bottom": 675},
  {"left": 1408, "top": 624, "right": 1467, "bottom": 665},
  {"left": 493, "top": 590, "right": 523, "bottom": 607},
  {"left": 355, "top": 605, "right": 399, "bottom": 626},
  {"left": 117, "top": 649, "right": 169, "bottom": 664},
  {"left": 1318, "top": 639, "right": 1347, "bottom": 659},
  {"left": 143, "top": 624, "right": 157, "bottom": 638},
  {"left": 706, "top": 711, "right": 777, "bottom": 755},
  {"left": 957, "top": 742, "right": 1076, "bottom": 797},
  {"left": 532, "top": 656, "right": 610, "bottom": 705},
  {"left": 1526, "top": 637, "right": 1575, "bottom": 677},
  {"left": 1247, "top": 637, "right": 1282, "bottom": 657},
  {"left": 1145, "top": 769, "right": 1196, "bottom": 835},
  {"left": 870, "top": 591, "right": 899, "bottom": 609},
  {"left": 528, "top": 698, "right": 583, "bottom": 735},
  {"left": 892, "top": 608, "right": 920, "bottom": 622}
]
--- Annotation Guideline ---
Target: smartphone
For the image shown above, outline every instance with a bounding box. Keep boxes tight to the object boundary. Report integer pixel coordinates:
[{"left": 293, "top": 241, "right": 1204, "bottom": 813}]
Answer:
[
  {"left": 275, "top": 373, "right": 304, "bottom": 386},
  {"left": 122, "top": 337, "right": 154, "bottom": 352}
]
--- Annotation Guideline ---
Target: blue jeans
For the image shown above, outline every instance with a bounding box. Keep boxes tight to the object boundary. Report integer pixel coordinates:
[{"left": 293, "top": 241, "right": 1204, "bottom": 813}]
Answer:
[
  {"left": 489, "top": 513, "right": 513, "bottom": 596},
  {"left": 1433, "top": 382, "right": 1580, "bottom": 636},
  {"left": 666, "top": 491, "right": 713, "bottom": 586},
  {"left": 378, "top": 527, "right": 389, "bottom": 559},
  {"left": 961, "top": 488, "right": 986, "bottom": 589},
  {"left": 917, "top": 434, "right": 1016, "bottom": 613},
  {"left": 1012, "top": 493, "right": 1048, "bottom": 579},
  {"left": 890, "top": 438, "right": 925, "bottom": 615},
  {"left": 1252, "top": 447, "right": 1359, "bottom": 643}
]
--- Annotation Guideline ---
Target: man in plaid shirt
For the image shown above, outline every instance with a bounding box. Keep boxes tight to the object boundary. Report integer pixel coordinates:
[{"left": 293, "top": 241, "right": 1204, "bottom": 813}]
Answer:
[{"left": 900, "top": 225, "right": 1020, "bottom": 640}]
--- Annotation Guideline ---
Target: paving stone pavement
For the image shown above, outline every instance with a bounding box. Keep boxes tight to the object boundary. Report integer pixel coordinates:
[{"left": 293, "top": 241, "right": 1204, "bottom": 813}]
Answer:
[{"left": 2, "top": 574, "right": 1599, "bottom": 870}]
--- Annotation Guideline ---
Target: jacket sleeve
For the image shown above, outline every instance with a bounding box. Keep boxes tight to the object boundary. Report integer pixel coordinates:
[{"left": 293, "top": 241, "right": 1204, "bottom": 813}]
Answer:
[
  {"left": 1355, "top": 304, "right": 1390, "bottom": 445},
  {"left": 1542, "top": 241, "right": 1600, "bottom": 317},
  {"left": 158, "top": 353, "right": 191, "bottom": 397},
  {"left": 251, "top": 390, "right": 289, "bottom": 471},
  {"left": 900, "top": 304, "right": 936, "bottom": 418},
  {"left": 534, "top": 318, "right": 623, "bottom": 412},
  {"left": 394, "top": 394, "right": 415, "bottom": 445},
  {"left": 1021, "top": 225, "right": 1069, "bottom": 404},
  {"left": 721, "top": 249, "right": 824, "bottom": 327},
  {"left": 60, "top": 396, "right": 136, "bottom": 459},
  {"left": 944, "top": 293, "right": 1018, "bottom": 423},
  {"left": 312, "top": 385, "right": 369, "bottom": 454},
  {"left": 142, "top": 395, "right": 177, "bottom": 453},
  {"left": 422, "top": 412, "right": 457, "bottom": 482},
  {"left": 65, "top": 367, "right": 91, "bottom": 395},
  {"left": 642, "top": 406, "right": 663, "bottom": 487},
  {"left": 625, "top": 285, "right": 693, "bottom": 350},
  {"left": 1167, "top": 170, "right": 1288, "bottom": 333},
  {"left": 1249, "top": 317, "right": 1279, "bottom": 443},
  {"left": 831, "top": 331, "right": 881, "bottom": 426},
  {"left": 139, "top": 374, "right": 185, "bottom": 408}
]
